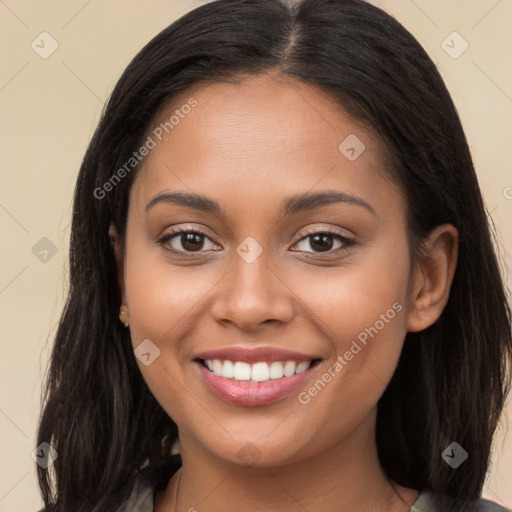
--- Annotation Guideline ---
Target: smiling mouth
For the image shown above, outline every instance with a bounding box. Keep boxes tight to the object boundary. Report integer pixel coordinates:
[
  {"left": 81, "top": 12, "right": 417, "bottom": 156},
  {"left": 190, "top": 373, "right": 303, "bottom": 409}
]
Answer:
[{"left": 196, "top": 358, "right": 322, "bottom": 383}]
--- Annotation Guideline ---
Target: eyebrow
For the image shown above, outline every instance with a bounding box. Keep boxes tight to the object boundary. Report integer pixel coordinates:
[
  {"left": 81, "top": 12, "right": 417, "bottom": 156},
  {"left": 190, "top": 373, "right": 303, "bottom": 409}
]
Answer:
[{"left": 145, "top": 190, "right": 376, "bottom": 217}]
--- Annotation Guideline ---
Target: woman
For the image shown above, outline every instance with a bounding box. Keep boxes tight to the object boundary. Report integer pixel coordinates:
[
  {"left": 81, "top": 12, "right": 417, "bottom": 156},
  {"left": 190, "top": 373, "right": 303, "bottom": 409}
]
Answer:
[{"left": 36, "top": 0, "right": 512, "bottom": 510}]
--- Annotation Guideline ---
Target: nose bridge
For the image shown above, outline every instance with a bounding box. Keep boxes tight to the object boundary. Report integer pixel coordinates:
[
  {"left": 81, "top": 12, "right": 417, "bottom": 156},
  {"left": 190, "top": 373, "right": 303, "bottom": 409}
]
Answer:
[
  {"left": 211, "top": 242, "right": 294, "bottom": 328},
  {"left": 233, "top": 247, "right": 273, "bottom": 300}
]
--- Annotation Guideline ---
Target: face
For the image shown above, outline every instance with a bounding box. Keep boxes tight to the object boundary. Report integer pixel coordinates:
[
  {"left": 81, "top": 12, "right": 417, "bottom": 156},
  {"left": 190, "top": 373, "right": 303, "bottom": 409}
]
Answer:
[{"left": 120, "top": 72, "right": 415, "bottom": 467}]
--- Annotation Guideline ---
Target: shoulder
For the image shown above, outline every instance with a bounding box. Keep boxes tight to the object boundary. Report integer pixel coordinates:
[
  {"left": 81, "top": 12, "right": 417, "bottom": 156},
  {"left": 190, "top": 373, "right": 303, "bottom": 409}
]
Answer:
[
  {"left": 112, "top": 465, "right": 155, "bottom": 512},
  {"left": 35, "top": 455, "right": 182, "bottom": 512},
  {"left": 410, "top": 489, "right": 512, "bottom": 512},
  {"left": 112, "top": 456, "right": 182, "bottom": 512}
]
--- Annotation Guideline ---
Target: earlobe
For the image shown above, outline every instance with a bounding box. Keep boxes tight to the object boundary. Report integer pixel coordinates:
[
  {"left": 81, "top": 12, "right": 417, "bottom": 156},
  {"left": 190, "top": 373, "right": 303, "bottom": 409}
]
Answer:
[{"left": 406, "top": 224, "right": 459, "bottom": 333}]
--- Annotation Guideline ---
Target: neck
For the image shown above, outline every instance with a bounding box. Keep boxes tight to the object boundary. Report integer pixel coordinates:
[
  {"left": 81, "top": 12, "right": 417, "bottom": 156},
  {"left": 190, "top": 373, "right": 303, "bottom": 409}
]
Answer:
[{"left": 156, "top": 410, "right": 419, "bottom": 512}]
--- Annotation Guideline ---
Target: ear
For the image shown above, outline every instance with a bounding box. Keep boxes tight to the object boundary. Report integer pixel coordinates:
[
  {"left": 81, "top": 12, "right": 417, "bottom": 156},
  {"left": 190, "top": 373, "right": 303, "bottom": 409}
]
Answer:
[
  {"left": 406, "top": 224, "right": 459, "bottom": 332},
  {"left": 109, "top": 223, "right": 127, "bottom": 309}
]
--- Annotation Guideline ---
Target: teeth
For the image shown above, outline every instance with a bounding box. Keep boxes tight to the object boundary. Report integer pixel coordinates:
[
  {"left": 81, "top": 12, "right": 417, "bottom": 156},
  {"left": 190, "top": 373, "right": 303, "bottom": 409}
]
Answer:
[
  {"left": 221, "top": 360, "right": 234, "bottom": 379},
  {"left": 296, "top": 361, "right": 311, "bottom": 374},
  {"left": 251, "top": 362, "right": 270, "bottom": 382},
  {"left": 233, "top": 361, "right": 251, "bottom": 381},
  {"left": 269, "top": 361, "right": 284, "bottom": 379},
  {"left": 212, "top": 359, "right": 223, "bottom": 375},
  {"left": 283, "top": 361, "right": 296, "bottom": 377},
  {"left": 204, "top": 359, "right": 313, "bottom": 382}
]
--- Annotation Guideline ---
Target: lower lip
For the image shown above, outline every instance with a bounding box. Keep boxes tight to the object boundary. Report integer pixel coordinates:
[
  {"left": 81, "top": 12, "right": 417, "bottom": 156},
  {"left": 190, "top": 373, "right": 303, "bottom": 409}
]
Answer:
[{"left": 196, "top": 362, "right": 317, "bottom": 406}]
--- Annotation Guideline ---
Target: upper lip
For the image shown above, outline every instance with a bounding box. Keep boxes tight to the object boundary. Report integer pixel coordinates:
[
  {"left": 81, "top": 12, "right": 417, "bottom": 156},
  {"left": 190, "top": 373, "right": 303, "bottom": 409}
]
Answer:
[{"left": 195, "top": 346, "right": 321, "bottom": 364}]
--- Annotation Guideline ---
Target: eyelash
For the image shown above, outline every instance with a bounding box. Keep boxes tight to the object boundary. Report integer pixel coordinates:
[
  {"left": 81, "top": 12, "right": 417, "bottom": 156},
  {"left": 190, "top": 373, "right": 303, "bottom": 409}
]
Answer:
[
  {"left": 157, "top": 226, "right": 356, "bottom": 257},
  {"left": 296, "top": 228, "right": 355, "bottom": 255}
]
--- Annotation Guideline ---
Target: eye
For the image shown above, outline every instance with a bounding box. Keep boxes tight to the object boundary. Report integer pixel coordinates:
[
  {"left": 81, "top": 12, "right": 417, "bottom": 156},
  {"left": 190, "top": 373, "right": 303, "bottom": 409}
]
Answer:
[
  {"left": 157, "top": 227, "right": 355, "bottom": 256},
  {"left": 158, "top": 228, "right": 219, "bottom": 253},
  {"left": 292, "top": 228, "right": 355, "bottom": 254}
]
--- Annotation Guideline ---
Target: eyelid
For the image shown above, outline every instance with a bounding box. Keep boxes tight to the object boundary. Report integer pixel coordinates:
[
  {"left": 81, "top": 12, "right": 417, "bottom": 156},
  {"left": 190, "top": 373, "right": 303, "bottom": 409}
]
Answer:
[{"left": 296, "top": 226, "right": 353, "bottom": 240}]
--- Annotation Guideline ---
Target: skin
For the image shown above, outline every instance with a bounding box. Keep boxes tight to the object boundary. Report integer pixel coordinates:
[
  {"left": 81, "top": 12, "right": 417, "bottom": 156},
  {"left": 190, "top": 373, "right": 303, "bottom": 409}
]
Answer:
[{"left": 111, "top": 72, "right": 458, "bottom": 511}]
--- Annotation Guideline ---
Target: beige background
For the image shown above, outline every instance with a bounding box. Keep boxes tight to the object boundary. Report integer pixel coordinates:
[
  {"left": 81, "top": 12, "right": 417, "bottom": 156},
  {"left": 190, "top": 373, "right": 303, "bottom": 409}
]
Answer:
[{"left": 0, "top": 0, "right": 511, "bottom": 510}]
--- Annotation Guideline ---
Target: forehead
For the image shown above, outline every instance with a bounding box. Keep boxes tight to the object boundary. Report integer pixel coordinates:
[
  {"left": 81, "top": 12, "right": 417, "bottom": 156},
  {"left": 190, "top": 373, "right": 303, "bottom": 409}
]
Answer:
[
  {"left": 149, "top": 72, "right": 376, "bottom": 161},
  {"left": 130, "top": 73, "right": 403, "bottom": 217}
]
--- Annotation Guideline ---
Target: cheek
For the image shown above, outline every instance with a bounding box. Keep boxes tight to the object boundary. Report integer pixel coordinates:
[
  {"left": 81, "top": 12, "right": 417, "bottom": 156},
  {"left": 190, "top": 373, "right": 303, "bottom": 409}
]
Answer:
[
  {"left": 123, "top": 251, "right": 205, "bottom": 424},
  {"left": 124, "top": 249, "right": 215, "bottom": 344},
  {"left": 297, "top": 237, "right": 410, "bottom": 400},
  {"left": 297, "top": 238, "right": 410, "bottom": 350},
  {"left": 335, "top": 245, "right": 409, "bottom": 397}
]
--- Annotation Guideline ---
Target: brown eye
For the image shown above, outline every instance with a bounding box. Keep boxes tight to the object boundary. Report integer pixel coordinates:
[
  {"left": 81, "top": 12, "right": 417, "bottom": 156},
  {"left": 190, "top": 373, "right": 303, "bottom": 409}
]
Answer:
[
  {"left": 158, "top": 230, "right": 218, "bottom": 253},
  {"left": 293, "top": 230, "right": 355, "bottom": 254}
]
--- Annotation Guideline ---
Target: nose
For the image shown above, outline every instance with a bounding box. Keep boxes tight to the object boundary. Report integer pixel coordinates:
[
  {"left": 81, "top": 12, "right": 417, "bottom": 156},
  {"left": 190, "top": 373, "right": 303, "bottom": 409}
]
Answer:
[{"left": 210, "top": 252, "right": 295, "bottom": 331}]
